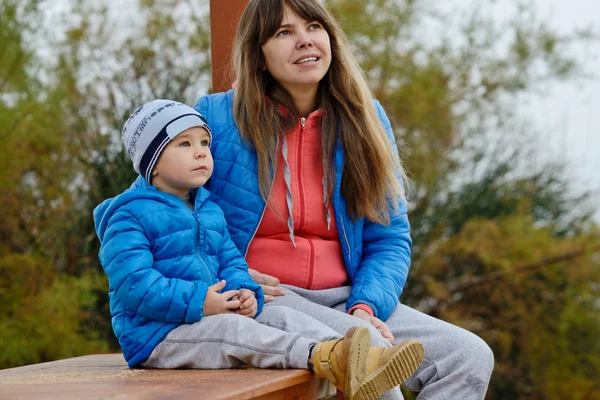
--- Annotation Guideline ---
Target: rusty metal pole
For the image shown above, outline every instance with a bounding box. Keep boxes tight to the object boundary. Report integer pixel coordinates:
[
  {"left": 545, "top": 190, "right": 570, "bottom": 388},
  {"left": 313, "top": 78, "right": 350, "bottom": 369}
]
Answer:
[{"left": 209, "top": 0, "right": 250, "bottom": 93}]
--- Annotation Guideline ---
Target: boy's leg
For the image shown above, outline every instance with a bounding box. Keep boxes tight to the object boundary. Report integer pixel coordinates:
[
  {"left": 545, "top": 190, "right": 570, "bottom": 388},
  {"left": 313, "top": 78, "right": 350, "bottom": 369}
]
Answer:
[
  {"left": 255, "top": 304, "right": 341, "bottom": 342},
  {"left": 140, "top": 313, "right": 323, "bottom": 369}
]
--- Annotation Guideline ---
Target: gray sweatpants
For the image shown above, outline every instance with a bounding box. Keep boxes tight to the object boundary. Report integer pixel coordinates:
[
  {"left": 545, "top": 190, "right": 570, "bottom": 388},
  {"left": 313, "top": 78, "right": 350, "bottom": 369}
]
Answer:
[
  {"left": 140, "top": 304, "right": 343, "bottom": 370},
  {"left": 142, "top": 285, "right": 494, "bottom": 400},
  {"left": 270, "top": 285, "right": 495, "bottom": 400}
]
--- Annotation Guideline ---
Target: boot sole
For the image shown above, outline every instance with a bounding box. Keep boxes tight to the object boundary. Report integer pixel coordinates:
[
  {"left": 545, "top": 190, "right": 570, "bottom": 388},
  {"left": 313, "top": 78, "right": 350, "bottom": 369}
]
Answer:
[
  {"left": 344, "top": 326, "right": 371, "bottom": 397},
  {"left": 352, "top": 339, "right": 424, "bottom": 400}
]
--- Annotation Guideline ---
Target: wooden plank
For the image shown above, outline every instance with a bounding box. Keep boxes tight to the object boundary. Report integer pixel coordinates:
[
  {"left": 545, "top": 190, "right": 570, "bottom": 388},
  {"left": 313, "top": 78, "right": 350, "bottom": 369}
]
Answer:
[
  {"left": 209, "top": 0, "right": 249, "bottom": 93},
  {"left": 0, "top": 354, "right": 335, "bottom": 400}
]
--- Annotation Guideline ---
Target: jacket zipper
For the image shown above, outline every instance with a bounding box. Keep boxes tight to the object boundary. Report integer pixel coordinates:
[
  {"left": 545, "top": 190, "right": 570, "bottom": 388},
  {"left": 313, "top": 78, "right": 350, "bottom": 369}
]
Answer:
[
  {"left": 193, "top": 210, "right": 214, "bottom": 284},
  {"left": 244, "top": 205, "right": 268, "bottom": 258},
  {"left": 298, "top": 116, "right": 314, "bottom": 287},
  {"left": 244, "top": 175, "right": 275, "bottom": 258},
  {"left": 297, "top": 118, "right": 306, "bottom": 231},
  {"left": 339, "top": 216, "right": 351, "bottom": 264}
]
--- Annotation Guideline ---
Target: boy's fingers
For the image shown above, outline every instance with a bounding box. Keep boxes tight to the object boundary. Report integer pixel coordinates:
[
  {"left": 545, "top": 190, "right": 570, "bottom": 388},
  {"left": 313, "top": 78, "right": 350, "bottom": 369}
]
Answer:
[
  {"left": 209, "top": 280, "right": 226, "bottom": 291},
  {"left": 240, "top": 296, "right": 256, "bottom": 309},
  {"left": 221, "top": 289, "right": 240, "bottom": 300},
  {"left": 225, "top": 299, "right": 241, "bottom": 310},
  {"left": 239, "top": 290, "right": 251, "bottom": 301},
  {"left": 237, "top": 307, "right": 252, "bottom": 316}
]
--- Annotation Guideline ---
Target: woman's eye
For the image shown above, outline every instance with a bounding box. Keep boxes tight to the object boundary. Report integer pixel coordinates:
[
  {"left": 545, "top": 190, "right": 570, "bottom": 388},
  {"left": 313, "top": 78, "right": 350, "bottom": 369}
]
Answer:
[
  {"left": 309, "top": 22, "right": 322, "bottom": 30},
  {"left": 276, "top": 29, "right": 290, "bottom": 37},
  {"left": 179, "top": 141, "right": 191, "bottom": 147}
]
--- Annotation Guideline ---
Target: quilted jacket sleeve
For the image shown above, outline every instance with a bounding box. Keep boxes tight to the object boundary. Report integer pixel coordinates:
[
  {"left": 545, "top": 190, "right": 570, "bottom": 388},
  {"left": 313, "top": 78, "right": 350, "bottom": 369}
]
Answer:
[
  {"left": 99, "top": 209, "right": 208, "bottom": 324},
  {"left": 216, "top": 226, "right": 265, "bottom": 317},
  {"left": 347, "top": 101, "right": 412, "bottom": 321}
]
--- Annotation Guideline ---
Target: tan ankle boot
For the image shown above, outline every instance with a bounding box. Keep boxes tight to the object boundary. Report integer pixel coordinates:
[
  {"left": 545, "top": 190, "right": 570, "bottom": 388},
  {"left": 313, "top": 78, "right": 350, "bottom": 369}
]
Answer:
[
  {"left": 355, "top": 339, "right": 425, "bottom": 400},
  {"left": 313, "top": 327, "right": 424, "bottom": 400},
  {"left": 312, "top": 326, "right": 371, "bottom": 397}
]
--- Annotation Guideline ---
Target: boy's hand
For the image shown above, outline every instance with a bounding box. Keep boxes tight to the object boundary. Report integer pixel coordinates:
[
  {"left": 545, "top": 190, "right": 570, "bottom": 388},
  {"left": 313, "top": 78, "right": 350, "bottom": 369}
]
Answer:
[
  {"left": 236, "top": 289, "right": 257, "bottom": 318},
  {"left": 203, "top": 280, "right": 241, "bottom": 316}
]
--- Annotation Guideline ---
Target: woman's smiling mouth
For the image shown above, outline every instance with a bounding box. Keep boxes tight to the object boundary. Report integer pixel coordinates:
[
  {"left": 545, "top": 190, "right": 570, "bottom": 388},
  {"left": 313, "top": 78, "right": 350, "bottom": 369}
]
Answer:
[{"left": 294, "top": 56, "right": 319, "bottom": 64}]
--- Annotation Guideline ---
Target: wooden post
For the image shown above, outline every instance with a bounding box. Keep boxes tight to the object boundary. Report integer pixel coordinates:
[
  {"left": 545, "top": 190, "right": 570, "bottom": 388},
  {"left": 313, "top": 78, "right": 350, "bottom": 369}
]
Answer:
[{"left": 209, "top": 0, "right": 249, "bottom": 93}]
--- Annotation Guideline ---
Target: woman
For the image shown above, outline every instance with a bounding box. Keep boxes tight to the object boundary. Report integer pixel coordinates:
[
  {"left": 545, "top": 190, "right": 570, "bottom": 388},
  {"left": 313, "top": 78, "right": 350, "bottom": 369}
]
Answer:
[{"left": 195, "top": 0, "right": 494, "bottom": 398}]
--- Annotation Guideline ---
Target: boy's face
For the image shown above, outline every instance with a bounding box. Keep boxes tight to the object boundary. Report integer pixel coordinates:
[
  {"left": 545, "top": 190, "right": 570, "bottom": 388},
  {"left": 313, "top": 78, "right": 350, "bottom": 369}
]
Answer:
[{"left": 151, "top": 126, "right": 213, "bottom": 197}]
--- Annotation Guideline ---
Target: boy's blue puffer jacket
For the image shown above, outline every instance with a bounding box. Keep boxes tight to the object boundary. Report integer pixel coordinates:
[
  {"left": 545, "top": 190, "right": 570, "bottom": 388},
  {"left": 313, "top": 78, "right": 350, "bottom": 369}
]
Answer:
[
  {"left": 193, "top": 90, "right": 412, "bottom": 321},
  {"left": 94, "top": 180, "right": 263, "bottom": 367}
]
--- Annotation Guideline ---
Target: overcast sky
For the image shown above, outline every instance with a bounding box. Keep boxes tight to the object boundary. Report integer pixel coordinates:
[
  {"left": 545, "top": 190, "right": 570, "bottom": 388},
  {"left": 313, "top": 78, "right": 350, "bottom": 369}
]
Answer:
[
  {"left": 440, "top": 0, "right": 600, "bottom": 218},
  {"left": 524, "top": 0, "right": 600, "bottom": 217}
]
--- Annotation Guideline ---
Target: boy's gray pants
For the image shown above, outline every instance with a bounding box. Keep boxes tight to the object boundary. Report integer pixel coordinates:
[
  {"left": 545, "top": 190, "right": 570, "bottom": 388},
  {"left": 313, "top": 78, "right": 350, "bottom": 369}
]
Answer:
[{"left": 142, "top": 285, "right": 494, "bottom": 400}]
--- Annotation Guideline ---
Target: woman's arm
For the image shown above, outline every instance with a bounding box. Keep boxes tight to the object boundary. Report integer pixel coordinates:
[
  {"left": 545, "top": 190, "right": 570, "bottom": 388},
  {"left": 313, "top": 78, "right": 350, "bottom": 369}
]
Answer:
[{"left": 347, "top": 100, "right": 413, "bottom": 321}]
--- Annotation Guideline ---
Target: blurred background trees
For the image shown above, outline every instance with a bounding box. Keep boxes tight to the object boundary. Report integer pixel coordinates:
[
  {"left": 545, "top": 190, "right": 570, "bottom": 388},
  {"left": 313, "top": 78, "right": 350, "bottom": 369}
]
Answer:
[{"left": 1, "top": 0, "right": 598, "bottom": 398}]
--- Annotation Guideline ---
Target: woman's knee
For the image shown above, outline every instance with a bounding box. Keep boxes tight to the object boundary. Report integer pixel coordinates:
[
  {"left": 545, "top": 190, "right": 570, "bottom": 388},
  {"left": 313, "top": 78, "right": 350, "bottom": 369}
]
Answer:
[{"left": 449, "top": 329, "right": 495, "bottom": 378}]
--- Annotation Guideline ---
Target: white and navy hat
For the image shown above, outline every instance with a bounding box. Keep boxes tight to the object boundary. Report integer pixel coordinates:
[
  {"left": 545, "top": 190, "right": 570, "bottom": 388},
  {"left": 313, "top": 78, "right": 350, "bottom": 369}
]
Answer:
[{"left": 121, "top": 100, "right": 211, "bottom": 183}]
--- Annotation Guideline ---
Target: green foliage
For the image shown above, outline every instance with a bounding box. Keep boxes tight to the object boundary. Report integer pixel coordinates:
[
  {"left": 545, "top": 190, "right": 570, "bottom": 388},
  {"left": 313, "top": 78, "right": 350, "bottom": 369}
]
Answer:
[
  {"left": 0, "top": 254, "right": 109, "bottom": 368},
  {"left": 412, "top": 215, "right": 599, "bottom": 399}
]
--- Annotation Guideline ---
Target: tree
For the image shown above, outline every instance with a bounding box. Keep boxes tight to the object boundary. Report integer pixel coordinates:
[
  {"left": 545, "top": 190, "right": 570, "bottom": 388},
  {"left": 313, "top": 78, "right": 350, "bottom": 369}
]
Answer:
[{"left": 0, "top": 0, "right": 109, "bottom": 368}]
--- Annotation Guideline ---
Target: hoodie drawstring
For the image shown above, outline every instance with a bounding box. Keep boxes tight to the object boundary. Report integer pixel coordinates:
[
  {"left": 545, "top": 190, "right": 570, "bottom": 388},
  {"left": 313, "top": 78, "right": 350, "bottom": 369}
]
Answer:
[
  {"left": 280, "top": 118, "right": 332, "bottom": 248},
  {"left": 281, "top": 134, "right": 297, "bottom": 248}
]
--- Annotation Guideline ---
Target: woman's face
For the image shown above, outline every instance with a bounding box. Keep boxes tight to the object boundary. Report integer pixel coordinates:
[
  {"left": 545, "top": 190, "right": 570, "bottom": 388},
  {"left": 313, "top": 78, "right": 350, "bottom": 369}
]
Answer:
[{"left": 261, "top": 3, "right": 332, "bottom": 96}]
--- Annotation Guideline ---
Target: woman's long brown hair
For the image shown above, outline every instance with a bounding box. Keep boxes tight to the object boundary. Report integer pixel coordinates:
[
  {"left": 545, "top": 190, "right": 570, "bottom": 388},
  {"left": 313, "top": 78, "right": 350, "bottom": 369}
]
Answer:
[{"left": 232, "top": 0, "right": 409, "bottom": 223}]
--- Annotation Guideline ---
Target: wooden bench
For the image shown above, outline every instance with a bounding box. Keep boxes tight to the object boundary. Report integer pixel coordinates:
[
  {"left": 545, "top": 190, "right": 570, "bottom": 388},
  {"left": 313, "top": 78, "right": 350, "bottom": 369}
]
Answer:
[{"left": 0, "top": 354, "right": 337, "bottom": 399}]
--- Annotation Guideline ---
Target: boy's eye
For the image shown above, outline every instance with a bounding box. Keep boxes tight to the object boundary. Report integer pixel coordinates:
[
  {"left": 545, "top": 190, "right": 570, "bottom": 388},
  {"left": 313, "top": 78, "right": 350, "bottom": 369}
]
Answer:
[
  {"left": 179, "top": 141, "right": 191, "bottom": 147},
  {"left": 201, "top": 139, "right": 210, "bottom": 147}
]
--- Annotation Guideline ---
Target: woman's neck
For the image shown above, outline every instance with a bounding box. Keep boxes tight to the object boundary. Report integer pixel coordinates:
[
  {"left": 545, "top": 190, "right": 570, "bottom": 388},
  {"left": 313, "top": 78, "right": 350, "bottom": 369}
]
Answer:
[{"left": 288, "top": 86, "right": 318, "bottom": 117}]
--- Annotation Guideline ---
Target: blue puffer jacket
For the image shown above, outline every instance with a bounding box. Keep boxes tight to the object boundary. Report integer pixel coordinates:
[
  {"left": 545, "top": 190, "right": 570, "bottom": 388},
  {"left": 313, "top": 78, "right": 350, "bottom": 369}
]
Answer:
[
  {"left": 94, "top": 179, "right": 264, "bottom": 367},
  {"left": 193, "top": 90, "right": 412, "bottom": 321}
]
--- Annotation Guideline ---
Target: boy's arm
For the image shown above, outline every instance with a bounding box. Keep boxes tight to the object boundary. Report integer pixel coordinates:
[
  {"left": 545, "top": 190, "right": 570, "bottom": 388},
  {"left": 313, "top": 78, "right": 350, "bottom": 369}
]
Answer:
[
  {"left": 216, "top": 226, "right": 264, "bottom": 316},
  {"left": 100, "top": 210, "right": 207, "bottom": 324}
]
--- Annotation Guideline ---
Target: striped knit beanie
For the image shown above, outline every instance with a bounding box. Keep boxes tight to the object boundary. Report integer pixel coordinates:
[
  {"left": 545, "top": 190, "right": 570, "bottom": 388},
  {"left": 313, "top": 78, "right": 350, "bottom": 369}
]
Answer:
[{"left": 121, "top": 100, "right": 211, "bottom": 183}]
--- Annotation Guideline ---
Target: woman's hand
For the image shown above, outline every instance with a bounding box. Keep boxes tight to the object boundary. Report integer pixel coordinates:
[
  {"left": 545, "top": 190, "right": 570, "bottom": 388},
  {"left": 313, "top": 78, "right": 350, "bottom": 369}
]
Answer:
[
  {"left": 352, "top": 308, "right": 395, "bottom": 344},
  {"left": 203, "top": 280, "right": 241, "bottom": 316},
  {"left": 236, "top": 289, "right": 258, "bottom": 318},
  {"left": 248, "top": 268, "right": 285, "bottom": 303}
]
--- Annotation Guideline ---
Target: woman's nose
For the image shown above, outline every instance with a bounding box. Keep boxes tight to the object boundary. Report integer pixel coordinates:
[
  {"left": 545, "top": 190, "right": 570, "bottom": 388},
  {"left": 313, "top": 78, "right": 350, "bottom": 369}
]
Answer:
[{"left": 296, "top": 31, "right": 313, "bottom": 49}]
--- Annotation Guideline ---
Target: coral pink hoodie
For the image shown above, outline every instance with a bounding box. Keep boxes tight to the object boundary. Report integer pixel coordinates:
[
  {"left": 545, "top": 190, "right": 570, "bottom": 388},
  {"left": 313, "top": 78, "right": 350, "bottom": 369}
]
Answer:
[{"left": 245, "top": 111, "right": 349, "bottom": 290}]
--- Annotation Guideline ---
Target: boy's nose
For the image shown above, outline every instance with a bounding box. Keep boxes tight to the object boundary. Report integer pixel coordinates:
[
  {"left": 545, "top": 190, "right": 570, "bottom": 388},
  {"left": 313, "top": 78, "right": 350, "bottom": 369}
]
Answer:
[{"left": 194, "top": 148, "right": 207, "bottom": 158}]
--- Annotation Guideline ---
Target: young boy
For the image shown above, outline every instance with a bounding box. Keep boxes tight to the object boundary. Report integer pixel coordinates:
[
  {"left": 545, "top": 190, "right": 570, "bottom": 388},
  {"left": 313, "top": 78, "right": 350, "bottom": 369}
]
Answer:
[{"left": 93, "top": 100, "right": 424, "bottom": 400}]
